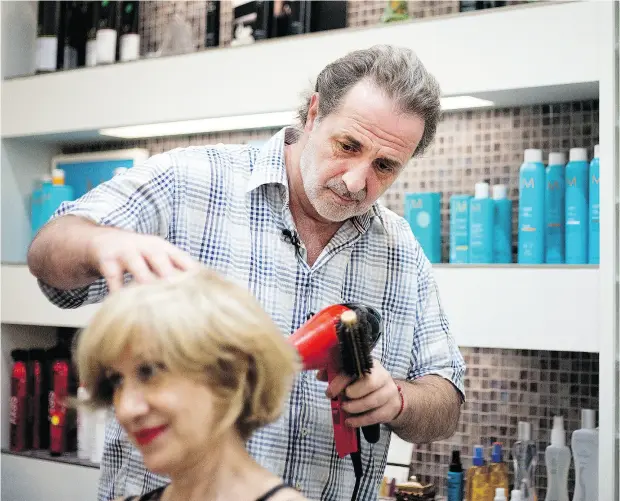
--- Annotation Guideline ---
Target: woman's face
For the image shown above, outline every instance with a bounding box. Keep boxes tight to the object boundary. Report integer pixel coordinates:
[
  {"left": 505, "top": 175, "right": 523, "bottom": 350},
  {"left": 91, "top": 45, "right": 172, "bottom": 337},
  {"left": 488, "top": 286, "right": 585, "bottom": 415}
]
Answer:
[{"left": 106, "top": 346, "right": 218, "bottom": 475}]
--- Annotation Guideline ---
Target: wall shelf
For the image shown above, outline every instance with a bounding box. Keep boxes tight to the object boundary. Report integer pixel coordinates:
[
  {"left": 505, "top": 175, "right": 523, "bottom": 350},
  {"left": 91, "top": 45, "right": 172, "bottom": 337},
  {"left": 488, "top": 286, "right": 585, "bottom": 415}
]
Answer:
[
  {"left": 1, "top": 264, "right": 600, "bottom": 353},
  {"left": 1, "top": 451, "right": 100, "bottom": 501},
  {"left": 1, "top": 448, "right": 99, "bottom": 469},
  {"left": 1, "top": 1, "right": 603, "bottom": 144}
]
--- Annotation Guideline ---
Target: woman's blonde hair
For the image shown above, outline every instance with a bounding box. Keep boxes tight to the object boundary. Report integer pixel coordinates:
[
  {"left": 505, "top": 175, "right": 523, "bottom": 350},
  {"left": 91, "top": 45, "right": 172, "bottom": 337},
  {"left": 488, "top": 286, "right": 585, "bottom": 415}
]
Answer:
[{"left": 74, "top": 267, "right": 300, "bottom": 441}]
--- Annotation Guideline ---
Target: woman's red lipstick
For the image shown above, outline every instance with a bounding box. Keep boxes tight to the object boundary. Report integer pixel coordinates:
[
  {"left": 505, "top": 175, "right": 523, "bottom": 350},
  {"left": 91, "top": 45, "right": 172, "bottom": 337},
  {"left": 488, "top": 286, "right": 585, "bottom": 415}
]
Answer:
[{"left": 134, "top": 425, "right": 167, "bottom": 446}]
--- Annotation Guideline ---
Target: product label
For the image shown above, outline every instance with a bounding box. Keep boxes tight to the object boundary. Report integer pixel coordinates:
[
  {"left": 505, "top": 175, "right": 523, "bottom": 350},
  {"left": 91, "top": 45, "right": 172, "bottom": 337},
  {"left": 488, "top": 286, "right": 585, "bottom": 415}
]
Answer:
[{"left": 447, "top": 472, "right": 463, "bottom": 501}]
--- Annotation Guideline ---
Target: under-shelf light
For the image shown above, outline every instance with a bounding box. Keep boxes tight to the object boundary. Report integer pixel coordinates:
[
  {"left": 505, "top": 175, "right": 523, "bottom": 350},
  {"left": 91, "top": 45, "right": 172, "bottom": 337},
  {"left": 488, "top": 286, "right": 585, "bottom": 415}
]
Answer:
[
  {"left": 99, "top": 111, "right": 298, "bottom": 139},
  {"left": 440, "top": 95, "right": 494, "bottom": 111},
  {"left": 98, "top": 96, "right": 494, "bottom": 139}
]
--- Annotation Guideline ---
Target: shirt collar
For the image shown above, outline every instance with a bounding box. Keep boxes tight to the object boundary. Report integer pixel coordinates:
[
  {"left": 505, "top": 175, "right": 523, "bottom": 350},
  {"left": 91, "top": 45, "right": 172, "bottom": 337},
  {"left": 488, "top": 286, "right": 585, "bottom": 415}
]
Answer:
[{"left": 246, "top": 126, "right": 387, "bottom": 234}]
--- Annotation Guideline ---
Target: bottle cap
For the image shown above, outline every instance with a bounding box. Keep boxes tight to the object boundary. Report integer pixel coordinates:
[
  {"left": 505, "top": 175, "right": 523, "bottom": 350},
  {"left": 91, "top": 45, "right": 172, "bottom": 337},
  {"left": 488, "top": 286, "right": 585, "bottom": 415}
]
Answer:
[
  {"left": 52, "top": 168, "right": 65, "bottom": 186},
  {"left": 492, "top": 185, "right": 507, "bottom": 200},
  {"left": 594, "top": 144, "right": 600, "bottom": 159},
  {"left": 518, "top": 421, "right": 531, "bottom": 441},
  {"left": 472, "top": 444, "right": 485, "bottom": 466},
  {"left": 494, "top": 487, "right": 507, "bottom": 500},
  {"left": 474, "top": 182, "right": 490, "bottom": 199},
  {"left": 510, "top": 490, "right": 522, "bottom": 501},
  {"left": 449, "top": 449, "right": 462, "bottom": 471},
  {"left": 41, "top": 175, "right": 52, "bottom": 184},
  {"left": 491, "top": 442, "right": 503, "bottom": 462},
  {"left": 524, "top": 149, "right": 542, "bottom": 163},
  {"left": 569, "top": 147, "right": 588, "bottom": 162},
  {"left": 550, "top": 415, "right": 565, "bottom": 446},
  {"left": 581, "top": 409, "right": 596, "bottom": 429},
  {"left": 548, "top": 152, "right": 566, "bottom": 166}
]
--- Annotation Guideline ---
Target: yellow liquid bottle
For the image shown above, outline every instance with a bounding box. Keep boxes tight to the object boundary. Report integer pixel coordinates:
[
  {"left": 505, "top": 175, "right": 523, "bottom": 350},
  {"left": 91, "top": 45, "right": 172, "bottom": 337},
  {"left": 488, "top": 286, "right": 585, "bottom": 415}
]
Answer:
[
  {"left": 466, "top": 445, "right": 490, "bottom": 501},
  {"left": 488, "top": 443, "right": 509, "bottom": 499}
]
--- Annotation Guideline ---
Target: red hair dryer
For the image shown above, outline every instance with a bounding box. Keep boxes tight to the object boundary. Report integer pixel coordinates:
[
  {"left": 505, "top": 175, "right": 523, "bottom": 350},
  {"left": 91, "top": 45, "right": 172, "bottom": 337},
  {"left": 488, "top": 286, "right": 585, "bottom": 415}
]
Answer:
[{"left": 288, "top": 303, "right": 383, "bottom": 500}]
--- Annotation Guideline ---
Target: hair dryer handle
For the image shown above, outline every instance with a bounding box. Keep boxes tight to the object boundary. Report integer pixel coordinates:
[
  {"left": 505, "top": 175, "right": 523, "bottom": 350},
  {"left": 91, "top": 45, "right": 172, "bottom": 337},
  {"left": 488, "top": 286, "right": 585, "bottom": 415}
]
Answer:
[
  {"left": 327, "top": 363, "right": 358, "bottom": 459},
  {"left": 362, "top": 424, "right": 380, "bottom": 444}
]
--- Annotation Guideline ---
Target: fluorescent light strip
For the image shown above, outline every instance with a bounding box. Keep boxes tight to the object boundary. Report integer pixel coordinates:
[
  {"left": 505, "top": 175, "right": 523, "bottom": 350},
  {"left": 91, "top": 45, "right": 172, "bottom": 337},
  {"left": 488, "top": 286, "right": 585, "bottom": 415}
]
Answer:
[
  {"left": 440, "top": 96, "right": 494, "bottom": 111},
  {"left": 99, "top": 111, "right": 298, "bottom": 139},
  {"left": 98, "top": 96, "right": 494, "bottom": 139}
]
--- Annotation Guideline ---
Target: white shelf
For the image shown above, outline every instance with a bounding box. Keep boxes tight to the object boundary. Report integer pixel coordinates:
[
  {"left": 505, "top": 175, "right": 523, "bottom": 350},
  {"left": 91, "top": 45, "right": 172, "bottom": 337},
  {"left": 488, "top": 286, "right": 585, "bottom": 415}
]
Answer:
[
  {"left": 1, "top": 264, "right": 599, "bottom": 352},
  {"left": 1, "top": 452, "right": 99, "bottom": 501},
  {"left": 1, "top": 264, "right": 99, "bottom": 328},
  {"left": 433, "top": 265, "right": 600, "bottom": 353},
  {"left": 1, "top": 1, "right": 604, "bottom": 143}
]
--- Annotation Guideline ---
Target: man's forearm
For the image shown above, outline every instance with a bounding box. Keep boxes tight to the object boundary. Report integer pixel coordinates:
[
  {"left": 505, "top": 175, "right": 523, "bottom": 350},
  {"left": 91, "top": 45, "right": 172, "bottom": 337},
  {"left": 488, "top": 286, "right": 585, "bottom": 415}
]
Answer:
[
  {"left": 388, "top": 374, "right": 462, "bottom": 444},
  {"left": 27, "top": 215, "right": 104, "bottom": 290}
]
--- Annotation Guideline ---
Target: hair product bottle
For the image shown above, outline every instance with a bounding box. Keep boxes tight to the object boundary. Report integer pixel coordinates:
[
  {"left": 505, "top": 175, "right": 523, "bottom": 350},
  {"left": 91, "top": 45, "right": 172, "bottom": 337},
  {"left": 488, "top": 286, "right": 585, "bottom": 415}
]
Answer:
[
  {"left": 447, "top": 449, "right": 464, "bottom": 501},
  {"left": 492, "top": 185, "right": 512, "bottom": 263},
  {"left": 545, "top": 152, "right": 566, "bottom": 264},
  {"left": 571, "top": 409, "right": 598, "bottom": 501},
  {"left": 545, "top": 416, "right": 571, "bottom": 501},
  {"left": 518, "top": 149, "right": 545, "bottom": 264},
  {"left": 449, "top": 194, "right": 472, "bottom": 263},
  {"left": 588, "top": 144, "right": 600, "bottom": 264},
  {"left": 469, "top": 182, "right": 494, "bottom": 263},
  {"left": 565, "top": 147, "right": 589, "bottom": 264}
]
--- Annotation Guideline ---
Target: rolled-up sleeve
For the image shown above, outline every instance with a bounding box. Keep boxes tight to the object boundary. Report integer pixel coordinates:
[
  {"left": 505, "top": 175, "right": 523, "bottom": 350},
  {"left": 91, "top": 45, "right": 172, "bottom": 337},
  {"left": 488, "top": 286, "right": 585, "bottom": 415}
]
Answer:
[
  {"left": 407, "top": 257, "right": 466, "bottom": 401},
  {"left": 37, "top": 152, "right": 177, "bottom": 308}
]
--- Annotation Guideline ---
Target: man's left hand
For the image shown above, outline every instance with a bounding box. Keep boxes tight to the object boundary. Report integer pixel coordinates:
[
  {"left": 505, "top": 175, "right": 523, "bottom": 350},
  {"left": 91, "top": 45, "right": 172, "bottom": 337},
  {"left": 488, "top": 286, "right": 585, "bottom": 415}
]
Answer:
[{"left": 319, "top": 360, "right": 402, "bottom": 428}]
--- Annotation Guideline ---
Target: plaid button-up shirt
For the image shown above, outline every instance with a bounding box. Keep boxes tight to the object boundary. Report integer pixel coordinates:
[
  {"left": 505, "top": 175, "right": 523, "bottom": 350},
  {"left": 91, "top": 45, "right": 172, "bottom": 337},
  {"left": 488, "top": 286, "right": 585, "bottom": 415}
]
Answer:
[{"left": 39, "top": 127, "right": 465, "bottom": 501}]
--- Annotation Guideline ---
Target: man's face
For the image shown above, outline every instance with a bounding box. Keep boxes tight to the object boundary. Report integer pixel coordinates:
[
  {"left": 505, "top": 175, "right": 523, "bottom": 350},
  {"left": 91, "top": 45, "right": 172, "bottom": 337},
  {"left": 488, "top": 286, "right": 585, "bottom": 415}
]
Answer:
[{"left": 299, "top": 80, "right": 426, "bottom": 222}]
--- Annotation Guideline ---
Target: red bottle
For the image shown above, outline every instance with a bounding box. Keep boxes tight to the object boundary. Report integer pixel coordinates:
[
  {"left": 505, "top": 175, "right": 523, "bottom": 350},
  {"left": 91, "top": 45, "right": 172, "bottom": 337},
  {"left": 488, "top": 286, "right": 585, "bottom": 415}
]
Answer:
[
  {"left": 29, "top": 348, "right": 48, "bottom": 450},
  {"left": 50, "top": 359, "right": 69, "bottom": 456},
  {"left": 10, "top": 349, "right": 29, "bottom": 452}
]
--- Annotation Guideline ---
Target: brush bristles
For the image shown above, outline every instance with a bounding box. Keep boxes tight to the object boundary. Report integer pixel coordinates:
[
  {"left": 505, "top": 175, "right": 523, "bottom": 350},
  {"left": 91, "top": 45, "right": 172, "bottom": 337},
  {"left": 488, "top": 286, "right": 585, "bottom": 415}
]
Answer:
[{"left": 336, "top": 309, "right": 373, "bottom": 377}]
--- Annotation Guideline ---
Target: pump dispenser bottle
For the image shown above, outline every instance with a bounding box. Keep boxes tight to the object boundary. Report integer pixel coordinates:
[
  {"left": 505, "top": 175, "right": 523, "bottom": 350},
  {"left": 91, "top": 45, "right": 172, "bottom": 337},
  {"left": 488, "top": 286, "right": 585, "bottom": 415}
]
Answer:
[
  {"left": 513, "top": 421, "right": 537, "bottom": 501},
  {"left": 545, "top": 416, "right": 571, "bottom": 501}
]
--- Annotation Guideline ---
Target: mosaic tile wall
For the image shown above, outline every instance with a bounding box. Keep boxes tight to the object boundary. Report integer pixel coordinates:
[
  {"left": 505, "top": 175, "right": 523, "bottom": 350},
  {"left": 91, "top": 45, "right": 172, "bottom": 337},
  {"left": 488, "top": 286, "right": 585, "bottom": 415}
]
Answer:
[
  {"left": 62, "top": 99, "right": 600, "bottom": 263},
  {"left": 412, "top": 347, "right": 599, "bottom": 499}
]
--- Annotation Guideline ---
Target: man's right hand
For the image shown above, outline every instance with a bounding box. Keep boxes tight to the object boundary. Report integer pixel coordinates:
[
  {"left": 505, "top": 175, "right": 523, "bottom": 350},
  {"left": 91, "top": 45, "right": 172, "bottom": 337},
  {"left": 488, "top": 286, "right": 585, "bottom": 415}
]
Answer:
[{"left": 87, "top": 229, "right": 199, "bottom": 292}]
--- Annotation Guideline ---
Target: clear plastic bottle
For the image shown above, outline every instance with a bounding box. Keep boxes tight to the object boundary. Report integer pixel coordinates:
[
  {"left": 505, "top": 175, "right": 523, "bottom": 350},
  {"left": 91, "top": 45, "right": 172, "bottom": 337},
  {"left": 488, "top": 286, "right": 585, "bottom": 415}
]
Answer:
[{"left": 513, "top": 421, "right": 538, "bottom": 501}]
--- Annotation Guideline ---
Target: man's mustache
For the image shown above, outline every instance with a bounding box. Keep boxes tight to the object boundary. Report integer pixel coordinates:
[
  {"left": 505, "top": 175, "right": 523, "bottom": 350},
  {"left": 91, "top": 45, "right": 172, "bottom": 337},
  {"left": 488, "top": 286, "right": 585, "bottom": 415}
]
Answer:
[{"left": 326, "top": 180, "right": 366, "bottom": 202}]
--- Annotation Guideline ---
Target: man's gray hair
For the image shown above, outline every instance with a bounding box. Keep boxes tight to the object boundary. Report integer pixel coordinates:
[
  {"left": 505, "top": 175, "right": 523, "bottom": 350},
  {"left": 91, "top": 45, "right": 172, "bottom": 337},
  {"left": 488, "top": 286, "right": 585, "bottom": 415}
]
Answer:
[{"left": 297, "top": 44, "right": 442, "bottom": 157}]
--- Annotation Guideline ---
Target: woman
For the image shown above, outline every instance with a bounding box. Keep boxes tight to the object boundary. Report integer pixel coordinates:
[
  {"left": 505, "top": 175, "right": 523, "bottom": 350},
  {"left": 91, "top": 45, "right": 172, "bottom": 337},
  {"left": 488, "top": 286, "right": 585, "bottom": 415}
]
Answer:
[{"left": 75, "top": 267, "right": 306, "bottom": 501}]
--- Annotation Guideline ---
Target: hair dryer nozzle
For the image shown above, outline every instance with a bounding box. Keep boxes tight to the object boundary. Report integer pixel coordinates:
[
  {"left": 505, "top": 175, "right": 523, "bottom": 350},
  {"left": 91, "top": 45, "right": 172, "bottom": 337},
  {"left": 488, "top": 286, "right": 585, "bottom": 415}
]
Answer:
[{"left": 288, "top": 304, "right": 349, "bottom": 370}]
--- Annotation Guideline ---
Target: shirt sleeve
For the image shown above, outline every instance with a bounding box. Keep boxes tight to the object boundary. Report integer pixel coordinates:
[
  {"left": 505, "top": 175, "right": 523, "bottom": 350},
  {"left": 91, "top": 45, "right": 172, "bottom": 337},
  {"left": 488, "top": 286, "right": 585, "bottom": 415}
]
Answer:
[
  {"left": 407, "top": 254, "right": 466, "bottom": 401},
  {"left": 37, "top": 151, "right": 178, "bottom": 309}
]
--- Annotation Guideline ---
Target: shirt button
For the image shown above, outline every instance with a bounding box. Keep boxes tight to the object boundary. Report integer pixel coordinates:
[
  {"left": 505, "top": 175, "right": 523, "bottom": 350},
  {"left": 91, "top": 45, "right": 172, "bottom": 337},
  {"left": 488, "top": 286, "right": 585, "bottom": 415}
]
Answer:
[
  {"left": 295, "top": 483, "right": 302, "bottom": 491},
  {"left": 301, "top": 428, "right": 309, "bottom": 437}
]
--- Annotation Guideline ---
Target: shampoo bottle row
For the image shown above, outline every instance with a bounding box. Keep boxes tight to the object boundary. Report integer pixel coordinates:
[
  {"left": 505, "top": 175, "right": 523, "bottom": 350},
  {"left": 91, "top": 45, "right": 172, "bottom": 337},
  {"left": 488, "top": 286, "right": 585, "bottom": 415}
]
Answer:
[
  {"left": 449, "top": 182, "right": 512, "bottom": 264},
  {"left": 518, "top": 146, "right": 599, "bottom": 265},
  {"left": 447, "top": 411, "right": 598, "bottom": 501}
]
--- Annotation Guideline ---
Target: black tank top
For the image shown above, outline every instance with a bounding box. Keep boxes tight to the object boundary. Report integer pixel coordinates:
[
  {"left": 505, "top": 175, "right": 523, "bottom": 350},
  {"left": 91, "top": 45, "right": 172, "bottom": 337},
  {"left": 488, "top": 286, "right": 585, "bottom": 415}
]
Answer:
[{"left": 125, "top": 483, "right": 293, "bottom": 501}]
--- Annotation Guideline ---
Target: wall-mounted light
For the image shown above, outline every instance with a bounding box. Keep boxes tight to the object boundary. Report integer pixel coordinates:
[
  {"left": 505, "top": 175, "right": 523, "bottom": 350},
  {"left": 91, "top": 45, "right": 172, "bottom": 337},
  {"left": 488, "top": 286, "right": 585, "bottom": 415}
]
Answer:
[{"left": 98, "top": 96, "right": 494, "bottom": 139}]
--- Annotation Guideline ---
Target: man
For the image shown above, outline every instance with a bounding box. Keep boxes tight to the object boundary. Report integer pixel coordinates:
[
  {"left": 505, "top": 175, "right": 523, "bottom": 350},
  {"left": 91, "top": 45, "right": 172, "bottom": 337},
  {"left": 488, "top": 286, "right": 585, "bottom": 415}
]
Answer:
[{"left": 28, "top": 45, "right": 465, "bottom": 501}]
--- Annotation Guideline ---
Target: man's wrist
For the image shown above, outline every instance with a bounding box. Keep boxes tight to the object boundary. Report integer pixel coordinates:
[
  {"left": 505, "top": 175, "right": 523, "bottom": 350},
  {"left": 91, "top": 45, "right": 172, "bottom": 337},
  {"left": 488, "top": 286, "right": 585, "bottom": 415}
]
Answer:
[{"left": 389, "top": 379, "right": 407, "bottom": 426}]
